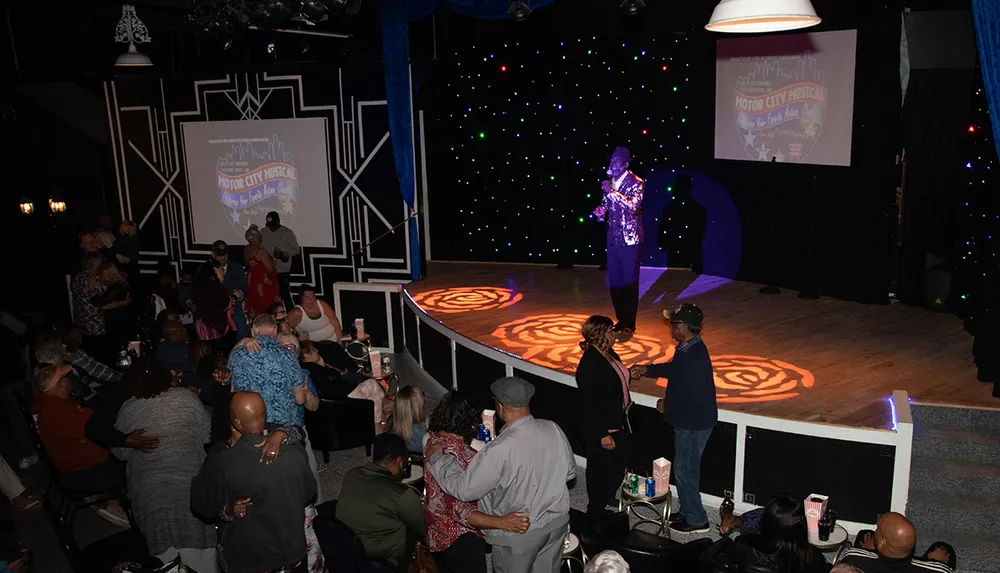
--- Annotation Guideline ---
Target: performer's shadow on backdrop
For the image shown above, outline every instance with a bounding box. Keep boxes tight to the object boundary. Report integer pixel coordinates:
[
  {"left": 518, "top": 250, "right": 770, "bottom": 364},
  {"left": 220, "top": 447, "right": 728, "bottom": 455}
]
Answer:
[{"left": 639, "top": 169, "right": 743, "bottom": 299}]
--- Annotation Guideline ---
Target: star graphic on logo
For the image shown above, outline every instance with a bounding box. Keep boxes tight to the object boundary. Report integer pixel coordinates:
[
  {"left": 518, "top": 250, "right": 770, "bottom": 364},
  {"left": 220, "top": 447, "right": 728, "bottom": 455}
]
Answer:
[
  {"left": 756, "top": 142, "right": 771, "bottom": 161},
  {"left": 743, "top": 130, "right": 756, "bottom": 147},
  {"left": 230, "top": 208, "right": 240, "bottom": 224},
  {"left": 774, "top": 149, "right": 785, "bottom": 162},
  {"left": 280, "top": 196, "right": 294, "bottom": 215},
  {"left": 803, "top": 121, "right": 819, "bottom": 140}
]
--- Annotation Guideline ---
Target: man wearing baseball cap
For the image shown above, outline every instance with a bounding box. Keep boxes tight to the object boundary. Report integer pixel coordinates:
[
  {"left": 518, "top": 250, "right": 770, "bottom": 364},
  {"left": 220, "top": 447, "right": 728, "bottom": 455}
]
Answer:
[
  {"left": 260, "top": 211, "right": 300, "bottom": 308},
  {"left": 426, "top": 377, "right": 577, "bottom": 573},
  {"left": 630, "top": 303, "right": 717, "bottom": 535},
  {"left": 211, "top": 239, "right": 248, "bottom": 340}
]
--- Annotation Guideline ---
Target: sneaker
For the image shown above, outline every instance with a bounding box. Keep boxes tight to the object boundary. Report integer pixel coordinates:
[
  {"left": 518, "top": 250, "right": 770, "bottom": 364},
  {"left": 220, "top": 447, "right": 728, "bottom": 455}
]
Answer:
[
  {"left": 18, "top": 454, "right": 38, "bottom": 470},
  {"left": 670, "top": 520, "right": 710, "bottom": 534},
  {"left": 95, "top": 500, "right": 131, "bottom": 527},
  {"left": 668, "top": 512, "right": 686, "bottom": 525}
]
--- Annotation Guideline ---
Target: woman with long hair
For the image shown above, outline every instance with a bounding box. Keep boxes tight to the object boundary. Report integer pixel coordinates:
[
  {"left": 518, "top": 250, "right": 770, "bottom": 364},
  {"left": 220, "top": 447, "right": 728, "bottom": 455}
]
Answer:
[
  {"left": 424, "top": 392, "right": 529, "bottom": 573},
  {"left": 243, "top": 224, "right": 281, "bottom": 319},
  {"left": 113, "top": 358, "right": 216, "bottom": 573},
  {"left": 575, "top": 315, "right": 633, "bottom": 516},
  {"left": 191, "top": 260, "right": 237, "bottom": 354},
  {"left": 391, "top": 385, "right": 428, "bottom": 453},
  {"left": 727, "top": 495, "right": 830, "bottom": 573}
]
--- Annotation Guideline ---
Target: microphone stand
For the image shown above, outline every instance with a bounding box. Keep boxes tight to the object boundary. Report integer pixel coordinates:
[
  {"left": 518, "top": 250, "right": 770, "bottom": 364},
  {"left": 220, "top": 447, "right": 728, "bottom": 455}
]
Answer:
[{"left": 352, "top": 209, "right": 421, "bottom": 262}]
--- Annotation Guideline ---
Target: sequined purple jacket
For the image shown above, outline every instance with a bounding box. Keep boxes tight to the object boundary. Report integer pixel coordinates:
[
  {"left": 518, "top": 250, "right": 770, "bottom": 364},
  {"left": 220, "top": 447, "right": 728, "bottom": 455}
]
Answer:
[{"left": 601, "top": 171, "right": 644, "bottom": 247}]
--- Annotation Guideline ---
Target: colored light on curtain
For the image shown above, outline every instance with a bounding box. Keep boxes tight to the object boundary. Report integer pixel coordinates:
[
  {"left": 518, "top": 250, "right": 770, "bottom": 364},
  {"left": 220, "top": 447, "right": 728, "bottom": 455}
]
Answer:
[
  {"left": 380, "top": 0, "right": 557, "bottom": 279},
  {"left": 972, "top": 0, "right": 1000, "bottom": 158}
]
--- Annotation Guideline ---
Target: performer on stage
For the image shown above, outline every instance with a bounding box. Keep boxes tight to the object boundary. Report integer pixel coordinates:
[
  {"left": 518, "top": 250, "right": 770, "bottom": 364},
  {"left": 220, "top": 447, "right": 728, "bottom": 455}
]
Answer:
[{"left": 593, "top": 147, "right": 644, "bottom": 340}]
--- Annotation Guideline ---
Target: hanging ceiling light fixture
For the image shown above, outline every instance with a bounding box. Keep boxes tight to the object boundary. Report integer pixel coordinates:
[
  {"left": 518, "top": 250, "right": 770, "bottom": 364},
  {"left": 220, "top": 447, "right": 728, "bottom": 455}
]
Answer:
[
  {"left": 706, "top": 0, "right": 821, "bottom": 33},
  {"left": 508, "top": 1, "right": 531, "bottom": 22},
  {"left": 114, "top": 4, "right": 153, "bottom": 66}
]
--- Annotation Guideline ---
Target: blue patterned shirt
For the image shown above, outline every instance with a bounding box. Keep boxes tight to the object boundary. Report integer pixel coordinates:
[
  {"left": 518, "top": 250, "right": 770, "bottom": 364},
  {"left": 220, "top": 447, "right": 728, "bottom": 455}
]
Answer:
[{"left": 228, "top": 335, "right": 305, "bottom": 427}]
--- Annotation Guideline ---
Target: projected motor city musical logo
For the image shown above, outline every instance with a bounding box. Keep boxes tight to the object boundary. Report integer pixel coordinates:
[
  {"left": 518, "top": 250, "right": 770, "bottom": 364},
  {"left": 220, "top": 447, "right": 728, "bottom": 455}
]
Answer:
[
  {"left": 216, "top": 135, "right": 298, "bottom": 235},
  {"left": 734, "top": 56, "right": 828, "bottom": 164}
]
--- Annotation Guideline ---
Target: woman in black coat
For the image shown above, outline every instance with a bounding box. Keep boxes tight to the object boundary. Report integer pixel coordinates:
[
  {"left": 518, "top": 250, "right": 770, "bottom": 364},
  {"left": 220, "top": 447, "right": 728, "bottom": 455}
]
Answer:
[{"left": 575, "top": 315, "right": 634, "bottom": 516}]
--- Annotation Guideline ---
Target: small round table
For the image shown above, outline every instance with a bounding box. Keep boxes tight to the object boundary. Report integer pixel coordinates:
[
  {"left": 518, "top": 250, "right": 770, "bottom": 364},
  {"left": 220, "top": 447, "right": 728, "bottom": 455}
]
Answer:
[
  {"left": 561, "top": 532, "right": 586, "bottom": 572},
  {"left": 809, "top": 525, "right": 849, "bottom": 552},
  {"left": 618, "top": 484, "right": 672, "bottom": 537}
]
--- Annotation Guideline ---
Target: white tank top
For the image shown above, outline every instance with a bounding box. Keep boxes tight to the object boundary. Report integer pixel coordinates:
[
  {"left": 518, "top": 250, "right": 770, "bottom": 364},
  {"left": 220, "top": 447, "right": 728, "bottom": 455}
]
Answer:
[{"left": 296, "top": 304, "right": 337, "bottom": 342}]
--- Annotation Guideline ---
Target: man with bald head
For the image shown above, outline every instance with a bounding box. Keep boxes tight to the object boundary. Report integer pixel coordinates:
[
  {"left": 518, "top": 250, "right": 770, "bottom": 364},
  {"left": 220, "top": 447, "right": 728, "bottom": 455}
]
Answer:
[
  {"left": 191, "top": 391, "right": 317, "bottom": 573},
  {"left": 838, "top": 512, "right": 953, "bottom": 573}
]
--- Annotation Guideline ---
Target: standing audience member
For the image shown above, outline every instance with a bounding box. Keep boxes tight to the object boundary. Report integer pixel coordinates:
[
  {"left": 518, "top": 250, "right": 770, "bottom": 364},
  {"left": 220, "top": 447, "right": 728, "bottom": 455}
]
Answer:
[
  {"left": 94, "top": 262, "right": 134, "bottom": 353},
  {"left": 30, "top": 363, "right": 129, "bottom": 525},
  {"left": 115, "top": 220, "right": 141, "bottom": 283},
  {"left": 721, "top": 495, "right": 830, "bottom": 573},
  {"left": 424, "top": 392, "right": 530, "bottom": 573},
  {"left": 630, "top": 303, "right": 716, "bottom": 534},
  {"left": 113, "top": 359, "right": 217, "bottom": 572},
  {"left": 583, "top": 551, "right": 630, "bottom": 573},
  {"left": 839, "top": 513, "right": 954, "bottom": 573},
  {"left": 243, "top": 225, "right": 281, "bottom": 320},
  {"left": 192, "top": 259, "right": 237, "bottom": 354},
  {"left": 211, "top": 240, "right": 249, "bottom": 340},
  {"left": 575, "top": 315, "right": 633, "bottom": 516},
  {"left": 95, "top": 214, "right": 118, "bottom": 250},
  {"left": 337, "top": 433, "right": 425, "bottom": 569},
  {"left": 192, "top": 392, "right": 316, "bottom": 573},
  {"left": 426, "top": 377, "right": 576, "bottom": 573},
  {"left": 392, "top": 385, "right": 427, "bottom": 453},
  {"left": 72, "top": 253, "right": 112, "bottom": 364},
  {"left": 261, "top": 211, "right": 300, "bottom": 308},
  {"left": 229, "top": 314, "right": 321, "bottom": 499}
]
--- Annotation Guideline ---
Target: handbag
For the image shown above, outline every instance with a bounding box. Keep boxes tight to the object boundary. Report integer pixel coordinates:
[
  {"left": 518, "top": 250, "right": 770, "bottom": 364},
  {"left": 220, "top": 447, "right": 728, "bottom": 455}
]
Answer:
[{"left": 407, "top": 542, "right": 438, "bottom": 573}]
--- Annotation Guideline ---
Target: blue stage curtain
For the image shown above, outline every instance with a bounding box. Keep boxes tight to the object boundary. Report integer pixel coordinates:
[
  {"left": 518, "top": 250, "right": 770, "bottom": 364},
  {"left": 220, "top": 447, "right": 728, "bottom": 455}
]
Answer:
[
  {"left": 381, "top": 0, "right": 556, "bottom": 279},
  {"left": 972, "top": 0, "right": 1000, "bottom": 157}
]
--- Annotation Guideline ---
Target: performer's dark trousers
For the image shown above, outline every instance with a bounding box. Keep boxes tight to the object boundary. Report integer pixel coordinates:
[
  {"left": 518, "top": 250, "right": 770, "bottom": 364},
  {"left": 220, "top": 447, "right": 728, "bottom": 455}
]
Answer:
[
  {"left": 278, "top": 272, "right": 293, "bottom": 309},
  {"left": 606, "top": 244, "right": 641, "bottom": 331},
  {"left": 585, "top": 431, "right": 633, "bottom": 515}
]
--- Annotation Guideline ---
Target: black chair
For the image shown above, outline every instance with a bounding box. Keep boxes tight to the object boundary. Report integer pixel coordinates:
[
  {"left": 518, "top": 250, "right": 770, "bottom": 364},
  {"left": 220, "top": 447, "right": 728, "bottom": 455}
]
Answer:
[
  {"left": 314, "top": 516, "right": 366, "bottom": 573},
  {"left": 700, "top": 537, "right": 737, "bottom": 573},
  {"left": 357, "top": 557, "right": 396, "bottom": 573},
  {"left": 305, "top": 398, "right": 376, "bottom": 462},
  {"left": 79, "top": 528, "right": 156, "bottom": 573},
  {"left": 574, "top": 509, "right": 713, "bottom": 573}
]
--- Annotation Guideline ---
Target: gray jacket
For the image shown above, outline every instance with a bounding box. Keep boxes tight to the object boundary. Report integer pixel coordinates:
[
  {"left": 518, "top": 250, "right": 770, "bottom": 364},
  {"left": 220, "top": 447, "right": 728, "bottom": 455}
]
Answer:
[
  {"left": 428, "top": 415, "right": 576, "bottom": 547},
  {"left": 261, "top": 225, "right": 300, "bottom": 274}
]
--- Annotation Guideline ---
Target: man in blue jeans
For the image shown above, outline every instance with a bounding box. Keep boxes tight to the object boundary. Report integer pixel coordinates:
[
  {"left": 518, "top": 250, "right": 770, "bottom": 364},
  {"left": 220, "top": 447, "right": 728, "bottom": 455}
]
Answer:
[{"left": 631, "top": 303, "right": 717, "bottom": 534}]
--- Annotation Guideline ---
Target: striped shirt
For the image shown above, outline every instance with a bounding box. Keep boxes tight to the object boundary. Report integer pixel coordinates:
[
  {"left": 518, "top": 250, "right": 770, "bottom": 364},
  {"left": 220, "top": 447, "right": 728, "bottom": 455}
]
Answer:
[{"left": 838, "top": 547, "right": 954, "bottom": 573}]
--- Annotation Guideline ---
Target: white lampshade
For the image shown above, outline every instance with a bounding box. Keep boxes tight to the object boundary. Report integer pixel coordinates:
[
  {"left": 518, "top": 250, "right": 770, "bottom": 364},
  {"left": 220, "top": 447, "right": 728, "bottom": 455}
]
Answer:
[
  {"left": 706, "top": 0, "right": 821, "bottom": 33},
  {"left": 115, "top": 43, "right": 152, "bottom": 67}
]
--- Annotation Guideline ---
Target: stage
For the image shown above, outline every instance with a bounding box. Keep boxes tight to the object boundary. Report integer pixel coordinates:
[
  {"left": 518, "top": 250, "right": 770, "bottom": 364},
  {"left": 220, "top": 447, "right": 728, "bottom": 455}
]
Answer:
[{"left": 403, "top": 262, "right": 992, "bottom": 430}]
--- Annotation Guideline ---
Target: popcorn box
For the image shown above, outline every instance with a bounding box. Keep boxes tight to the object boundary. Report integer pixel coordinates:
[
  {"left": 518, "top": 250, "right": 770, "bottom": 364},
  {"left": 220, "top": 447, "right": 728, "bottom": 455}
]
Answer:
[
  {"left": 803, "top": 494, "right": 828, "bottom": 535},
  {"left": 482, "top": 409, "right": 496, "bottom": 436},
  {"left": 354, "top": 318, "right": 365, "bottom": 338},
  {"left": 653, "top": 457, "right": 671, "bottom": 495},
  {"left": 370, "top": 350, "right": 382, "bottom": 377}
]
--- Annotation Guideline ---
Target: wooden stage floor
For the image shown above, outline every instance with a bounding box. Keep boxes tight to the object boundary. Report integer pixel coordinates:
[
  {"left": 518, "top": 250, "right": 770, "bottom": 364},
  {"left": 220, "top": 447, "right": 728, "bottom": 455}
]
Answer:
[{"left": 405, "top": 262, "right": 996, "bottom": 430}]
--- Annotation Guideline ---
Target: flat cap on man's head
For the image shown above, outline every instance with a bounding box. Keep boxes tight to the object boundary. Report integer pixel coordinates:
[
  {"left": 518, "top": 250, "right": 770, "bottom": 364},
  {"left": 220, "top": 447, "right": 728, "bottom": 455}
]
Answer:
[{"left": 491, "top": 376, "right": 535, "bottom": 407}]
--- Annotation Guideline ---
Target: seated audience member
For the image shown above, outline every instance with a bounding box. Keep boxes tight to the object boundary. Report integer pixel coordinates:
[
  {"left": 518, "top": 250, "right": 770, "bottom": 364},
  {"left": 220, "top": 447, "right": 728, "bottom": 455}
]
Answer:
[
  {"left": 286, "top": 285, "right": 356, "bottom": 370},
  {"left": 424, "top": 392, "right": 530, "bottom": 573},
  {"left": 0, "top": 493, "right": 30, "bottom": 573},
  {"left": 93, "top": 262, "right": 134, "bottom": 354},
  {"left": 391, "top": 385, "right": 428, "bottom": 454},
  {"left": 35, "top": 328, "right": 121, "bottom": 384},
  {"left": 299, "top": 340, "right": 388, "bottom": 433},
  {"left": 1, "top": 456, "right": 39, "bottom": 511},
  {"left": 583, "top": 550, "right": 630, "bottom": 573},
  {"left": 830, "top": 566, "right": 864, "bottom": 573},
  {"left": 336, "top": 433, "right": 425, "bottom": 569},
  {"left": 113, "top": 359, "right": 216, "bottom": 572},
  {"left": 920, "top": 543, "right": 956, "bottom": 571},
  {"left": 722, "top": 495, "right": 830, "bottom": 573},
  {"left": 1, "top": 311, "right": 37, "bottom": 471},
  {"left": 191, "top": 392, "right": 316, "bottom": 573},
  {"left": 839, "top": 513, "right": 954, "bottom": 573},
  {"left": 153, "top": 320, "right": 197, "bottom": 388},
  {"left": 30, "top": 363, "right": 130, "bottom": 525}
]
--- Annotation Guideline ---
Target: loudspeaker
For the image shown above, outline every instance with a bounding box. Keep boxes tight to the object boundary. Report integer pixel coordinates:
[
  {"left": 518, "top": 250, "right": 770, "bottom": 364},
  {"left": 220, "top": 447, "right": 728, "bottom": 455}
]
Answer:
[{"left": 922, "top": 252, "right": 953, "bottom": 310}]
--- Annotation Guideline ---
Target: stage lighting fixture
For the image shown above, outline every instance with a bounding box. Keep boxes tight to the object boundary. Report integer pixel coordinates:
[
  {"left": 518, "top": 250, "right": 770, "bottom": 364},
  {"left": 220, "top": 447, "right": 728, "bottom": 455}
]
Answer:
[
  {"left": 114, "top": 4, "right": 153, "bottom": 67},
  {"left": 266, "top": 41, "right": 276, "bottom": 54},
  {"left": 19, "top": 199, "right": 34, "bottom": 216},
  {"left": 508, "top": 1, "right": 531, "bottom": 22},
  {"left": 48, "top": 197, "right": 67, "bottom": 214},
  {"left": 621, "top": 0, "right": 645, "bottom": 15},
  {"left": 706, "top": 0, "right": 821, "bottom": 33}
]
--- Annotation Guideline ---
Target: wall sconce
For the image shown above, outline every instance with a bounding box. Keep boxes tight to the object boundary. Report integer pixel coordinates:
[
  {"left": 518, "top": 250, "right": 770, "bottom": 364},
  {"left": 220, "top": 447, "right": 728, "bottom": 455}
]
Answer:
[
  {"left": 48, "top": 198, "right": 67, "bottom": 214},
  {"left": 19, "top": 199, "right": 34, "bottom": 215}
]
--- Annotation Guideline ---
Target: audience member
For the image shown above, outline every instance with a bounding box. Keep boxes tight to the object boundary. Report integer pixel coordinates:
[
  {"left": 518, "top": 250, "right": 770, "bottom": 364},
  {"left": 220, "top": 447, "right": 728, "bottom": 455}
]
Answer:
[
  {"left": 30, "top": 363, "right": 129, "bottom": 525},
  {"left": 286, "top": 286, "right": 355, "bottom": 371},
  {"left": 299, "top": 340, "right": 388, "bottom": 433},
  {"left": 0, "top": 499, "right": 29, "bottom": 573},
  {"left": 426, "top": 377, "right": 576, "bottom": 573},
  {"left": 192, "top": 259, "right": 237, "bottom": 354},
  {"left": 35, "top": 328, "right": 121, "bottom": 384},
  {"left": 721, "top": 495, "right": 830, "bottom": 573},
  {"left": 260, "top": 211, "right": 300, "bottom": 308},
  {"left": 424, "top": 392, "right": 530, "bottom": 573},
  {"left": 830, "top": 566, "right": 864, "bottom": 573},
  {"left": 113, "top": 359, "right": 216, "bottom": 572},
  {"left": 392, "top": 385, "right": 427, "bottom": 454},
  {"left": 153, "top": 320, "right": 197, "bottom": 388},
  {"left": 920, "top": 542, "right": 956, "bottom": 571},
  {"left": 192, "top": 392, "right": 316, "bottom": 573},
  {"left": 337, "top": 433, "right": 425, "bottom": 570},
  {"left": 0, "top": 312, "right": 37, "bottom": 470},
  {"left": 229, "top": 314, "right": 322, "bottom": 498},
  {"left": 243, "top": 224, "right": 281, "bottom": 320},
  {"left": 630, "top": 303, "right": 716, "bottom": 534},
  {"left": 196, "top": 350, "right": 234, "bottom": 444},
  {"left": 211, "top": 240, "right": 249, "bottom": 340},
  {"left": 583, "top": 550, "right": 630, "bottom": 573},
  {"left": 95, "top": 214, "right": 118, "bottom": 250},
  {"left": 94, "top": 262, "right": 134, "bottom": 353},
  {"left": 0, "top": 456, "right": 39, "bottom": 511},
  {"left": 576, "top": 315, "right": 634, "bottom": 516},
  {"left": 115, "top": 220, "right": 141, "bottom": 282},
  {"left": 838, "top": 513, "right": 953, "bottom": 573},
  {"left": 72, "top": 253, "right": 113, "bottom": 364}
]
